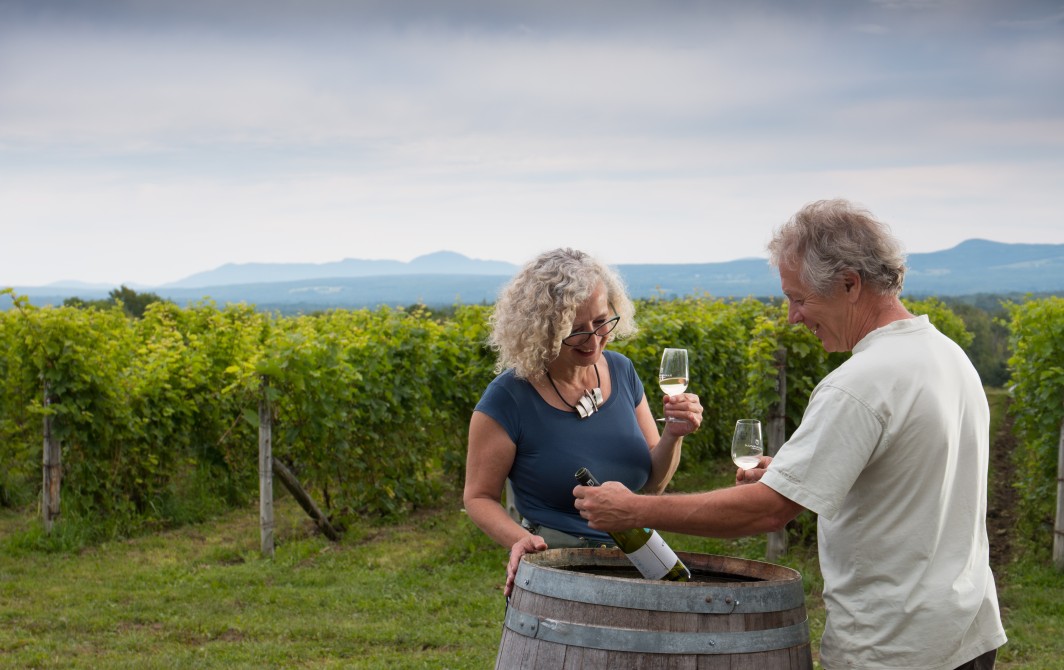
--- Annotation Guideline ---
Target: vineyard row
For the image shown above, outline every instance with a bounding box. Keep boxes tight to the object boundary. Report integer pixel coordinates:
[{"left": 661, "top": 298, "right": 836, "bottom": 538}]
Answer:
[{"left": 0, "top": 291, "right": 1060, "bottom": 546}]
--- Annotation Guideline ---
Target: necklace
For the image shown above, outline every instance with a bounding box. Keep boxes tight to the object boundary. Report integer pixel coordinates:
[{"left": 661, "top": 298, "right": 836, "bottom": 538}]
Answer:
[{"left": 546, "top": 364, "right": 603, "bottom": 419}]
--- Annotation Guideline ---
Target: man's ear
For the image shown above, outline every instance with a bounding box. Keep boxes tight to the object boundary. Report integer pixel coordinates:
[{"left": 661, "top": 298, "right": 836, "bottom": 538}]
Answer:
[{"left": 842, "top": 270, "right": 861, "bottom": 301}]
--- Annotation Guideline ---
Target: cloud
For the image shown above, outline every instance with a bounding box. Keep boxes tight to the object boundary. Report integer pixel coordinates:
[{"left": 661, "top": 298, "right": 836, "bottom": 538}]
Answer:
[
  {"left": 996, "top": 8, "right": 1064, "bottom": 30},
  {"left": 1, "top": 0, "right": 1061, "bottom": 285}
]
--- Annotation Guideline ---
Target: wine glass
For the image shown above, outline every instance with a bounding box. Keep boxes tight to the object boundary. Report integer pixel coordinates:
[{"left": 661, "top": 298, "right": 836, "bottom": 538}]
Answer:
[
  {"left": 658, "top": 348, "right": 689, "bottom": 423},
  {"left": 731, "top": 419, "right": 763, "bottom": 470}
]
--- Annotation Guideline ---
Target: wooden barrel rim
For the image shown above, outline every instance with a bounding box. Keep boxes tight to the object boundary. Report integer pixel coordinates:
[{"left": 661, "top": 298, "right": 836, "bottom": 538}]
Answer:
[{"left": 515, "top": 548, "right": 805, "bottom": 614}]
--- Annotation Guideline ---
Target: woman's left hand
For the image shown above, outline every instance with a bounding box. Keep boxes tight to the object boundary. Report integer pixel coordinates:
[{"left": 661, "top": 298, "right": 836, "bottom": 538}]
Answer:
[
  {"left": 505, "top": 534, "right": 548, "bottom": 597},
  {"left": 662, "top": 393, "right": 702, "bottom": 436}
]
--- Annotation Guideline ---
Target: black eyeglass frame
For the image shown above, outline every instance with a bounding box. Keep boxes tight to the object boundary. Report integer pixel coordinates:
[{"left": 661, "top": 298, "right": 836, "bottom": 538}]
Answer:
[{"left": 561, "top": 315, "right": 621, "bottom": 347}]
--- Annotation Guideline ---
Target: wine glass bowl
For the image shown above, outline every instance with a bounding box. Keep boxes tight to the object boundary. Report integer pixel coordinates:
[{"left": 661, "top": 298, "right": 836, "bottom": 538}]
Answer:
[
  {"left": 658, "top": 348, "right": 689, "bottom": 423},
  {"left": 731, "top": 419, "right": 763, "bottom": 470}
]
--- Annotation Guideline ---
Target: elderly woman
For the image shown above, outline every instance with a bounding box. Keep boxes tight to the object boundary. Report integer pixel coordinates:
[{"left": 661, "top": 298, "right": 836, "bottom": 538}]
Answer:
[
  {"left": 575, "top": 200, "right": 1006, "bottom": 669},
  {"left": 463, "top": 248, "right": 702, "bottom": 595}
]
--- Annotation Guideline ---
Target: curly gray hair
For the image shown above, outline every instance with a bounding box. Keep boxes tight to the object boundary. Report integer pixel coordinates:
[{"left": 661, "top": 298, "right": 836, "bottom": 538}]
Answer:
[
  {"left": 767, "top": 199, "right": 907, "bottom": 297},
  {"left": 489, "top": 248, "right": 638, "bottom": 380}
]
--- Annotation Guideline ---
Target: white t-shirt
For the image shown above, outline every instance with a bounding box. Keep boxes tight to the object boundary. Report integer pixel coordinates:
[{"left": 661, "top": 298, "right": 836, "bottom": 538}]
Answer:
[{"left": 761, "top": 315, "right": 1007, "bottom": 669}]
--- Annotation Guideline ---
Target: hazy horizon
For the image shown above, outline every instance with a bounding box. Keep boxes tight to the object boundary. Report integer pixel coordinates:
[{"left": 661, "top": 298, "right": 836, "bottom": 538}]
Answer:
[{"left": 16, "top": 237, "right": 1062, "bottom": 291}]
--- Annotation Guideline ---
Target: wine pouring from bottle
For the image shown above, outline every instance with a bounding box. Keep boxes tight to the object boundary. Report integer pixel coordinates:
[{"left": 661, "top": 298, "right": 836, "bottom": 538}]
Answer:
[{"left": 574, "top": 467, "right": 690, "bottom": 582}]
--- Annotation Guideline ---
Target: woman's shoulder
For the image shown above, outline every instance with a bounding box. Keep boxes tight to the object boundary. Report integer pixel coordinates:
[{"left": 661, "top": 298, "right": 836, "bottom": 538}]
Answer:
[
  {"left": 603, "top": 348, "right": 632, "bottom": 364},
  {"left": 603, "top": 349, "right": 636, "bottom": 373},
  {"left": 480, "top": 367, "right": 536, "bottom": 401},
  {"left": 603, "top": 350, "right": 642, "bottom": 393},
  {"left": 484, "top": 367, "right": 520, "bottom": 391}
]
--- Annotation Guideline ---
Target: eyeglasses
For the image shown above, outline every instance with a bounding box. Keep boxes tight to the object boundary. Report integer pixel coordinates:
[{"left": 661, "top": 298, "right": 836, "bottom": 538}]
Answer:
[{"left": 562, "top": 315, "right": 621, "bottom": 347}]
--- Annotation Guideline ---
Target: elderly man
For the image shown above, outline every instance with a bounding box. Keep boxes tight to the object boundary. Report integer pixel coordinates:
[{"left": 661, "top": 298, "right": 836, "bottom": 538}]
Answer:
[{"left": 574, "top": 199, "right": 1006, "bottom": 669}]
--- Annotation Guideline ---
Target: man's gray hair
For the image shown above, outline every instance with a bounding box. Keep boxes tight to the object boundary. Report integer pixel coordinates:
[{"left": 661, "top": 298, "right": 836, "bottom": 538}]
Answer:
[{"left": 767, "top": 199, "right": 907, "bottom": 297}]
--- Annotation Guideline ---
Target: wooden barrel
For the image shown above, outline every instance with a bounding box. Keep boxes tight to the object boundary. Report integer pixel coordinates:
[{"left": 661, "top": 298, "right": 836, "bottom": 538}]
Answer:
[{"left": 496, "top": 548, "right": 812, "bottom": 669}]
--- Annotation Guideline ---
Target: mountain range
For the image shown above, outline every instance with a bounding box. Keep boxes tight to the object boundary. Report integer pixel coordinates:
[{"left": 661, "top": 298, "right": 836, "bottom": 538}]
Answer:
[{"left": 5, "top": 241, "right": 1064, "bottom": 313}]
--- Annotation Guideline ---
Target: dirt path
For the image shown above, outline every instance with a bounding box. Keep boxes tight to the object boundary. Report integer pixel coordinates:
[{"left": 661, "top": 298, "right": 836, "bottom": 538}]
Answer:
[{"left": 986, "top": 403, "right": 1019, "bottom": 574}]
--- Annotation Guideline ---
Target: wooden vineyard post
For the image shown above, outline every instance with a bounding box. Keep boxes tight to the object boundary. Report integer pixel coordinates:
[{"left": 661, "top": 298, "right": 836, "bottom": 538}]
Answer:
[
  {"left": 272, "top": 459, "right": 340, "bottom": 542},
  {"left": 1055, "top": 410, "right": 1064, "bottom": 571},
  {"left": 41, "top": 384, "right": 61, "bottom": 533},
  {"left": 259, "top": 376, "right": 275, "bottom": 558},
  {"left": 766, "top": 347, "right": 788, "bottom": 561}
]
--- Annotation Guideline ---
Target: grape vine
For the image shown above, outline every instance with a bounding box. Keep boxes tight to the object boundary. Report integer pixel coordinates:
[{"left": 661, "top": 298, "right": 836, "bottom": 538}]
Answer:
[{"left": 2, "top": 288, "right": 1045, "bottom": 542}]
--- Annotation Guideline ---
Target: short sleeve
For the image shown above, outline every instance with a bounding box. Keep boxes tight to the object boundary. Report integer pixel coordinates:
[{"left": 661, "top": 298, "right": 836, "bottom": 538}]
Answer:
[
  {"left": 473, "top": 372, "right": 524, "bottom": 444},
  {"left": 760, "top": 384, "right": 885, "bottom": 520}
]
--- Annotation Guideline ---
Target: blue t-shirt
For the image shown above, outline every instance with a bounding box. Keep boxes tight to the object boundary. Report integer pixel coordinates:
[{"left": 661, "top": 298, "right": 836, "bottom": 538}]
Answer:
[{"left": 473, "top": 349, "right": 651, "bottom": 542}]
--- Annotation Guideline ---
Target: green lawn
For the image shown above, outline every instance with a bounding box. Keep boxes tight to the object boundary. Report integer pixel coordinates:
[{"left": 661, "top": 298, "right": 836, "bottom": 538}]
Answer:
[
  {"left": 1, "top": 392, "right": 1062, "bottom": 667},
  {"left": 0, "top": 497, "right": 508, "bottom": 669},
  {"left": 1, "top": 486, "right": 824, "bottom": 669},
  {"left": 1, "top": 482, "right": 1062, "bottom": 668},
  {"left": 4, "top": 483, "right": 1060, "bottom": 669}
]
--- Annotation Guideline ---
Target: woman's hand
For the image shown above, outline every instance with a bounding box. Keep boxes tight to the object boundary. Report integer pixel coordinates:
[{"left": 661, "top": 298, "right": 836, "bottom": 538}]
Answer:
[
  {"left": 662, "top": 393, "right": 703, "bottom": 436},
  {"left": 505, "top": 534, "right": 548, "bottom": 597},
  {"left": 736, "top": 455, "right": 773, "bottom": 485}
]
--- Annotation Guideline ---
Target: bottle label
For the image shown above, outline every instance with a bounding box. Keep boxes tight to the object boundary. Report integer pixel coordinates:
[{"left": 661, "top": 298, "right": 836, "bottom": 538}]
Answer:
[{"left": 625, "top": 530, "right": 680, "bottom": 580}]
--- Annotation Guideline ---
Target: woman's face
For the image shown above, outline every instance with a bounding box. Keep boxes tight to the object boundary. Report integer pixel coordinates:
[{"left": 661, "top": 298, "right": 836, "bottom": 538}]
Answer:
[{"left": 558, "top": 283, "right": 612, "bottom": 368}]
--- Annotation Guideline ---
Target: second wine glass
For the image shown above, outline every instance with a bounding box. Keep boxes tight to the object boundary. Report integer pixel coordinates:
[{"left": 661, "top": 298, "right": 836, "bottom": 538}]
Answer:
[
  {"left": 731, "top": 419, "right": 763, "bottom": 470},
  {"left": 659, "top": 348, "right": 689, "bottom": 423}
]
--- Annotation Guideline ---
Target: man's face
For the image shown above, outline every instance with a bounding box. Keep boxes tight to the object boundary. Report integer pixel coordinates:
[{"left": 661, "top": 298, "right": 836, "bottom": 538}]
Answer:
[{"left": 779, "top": 262, "right": 849, "bottom": 353}]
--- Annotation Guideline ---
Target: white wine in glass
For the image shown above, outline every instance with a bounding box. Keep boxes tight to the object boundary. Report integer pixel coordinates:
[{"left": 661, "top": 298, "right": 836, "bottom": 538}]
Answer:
[
  {"left": 731, "top": 419, "right": 763, "bottom": 470},
  {"left": 658, "top": 348, "right": 689, "bottom": 395},
  {"left": 658, "top": 348, "right": 689, "bottom": 423}
]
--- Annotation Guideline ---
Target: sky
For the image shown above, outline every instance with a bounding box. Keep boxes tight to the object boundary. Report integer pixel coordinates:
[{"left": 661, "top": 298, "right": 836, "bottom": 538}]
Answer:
[{"left": 2, "top": 0, "right": 1063, "bottom": 288}]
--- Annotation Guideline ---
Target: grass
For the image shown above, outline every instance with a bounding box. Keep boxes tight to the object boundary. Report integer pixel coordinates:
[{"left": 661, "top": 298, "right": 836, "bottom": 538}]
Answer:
[
  {"left": 981, "top": 388, "right": 1064, "bottom": 668},
  {"left": 1, "top": 390, "right": 1062, "bottom": 668},
  {"left": 2, "top": 488, "right": 1060, "bottom": 670},
  {"left": 0, "top": 463, "right": 825, "bottom": 669},
  {"left": 997, "top": 554, "right": 1064, "bottom": 668},
  {"left": 0, "top": 489, "right": 1060, "bottom": 669},
  {"left": 0, "top": 499, "right": 508, "bottom": 669}
]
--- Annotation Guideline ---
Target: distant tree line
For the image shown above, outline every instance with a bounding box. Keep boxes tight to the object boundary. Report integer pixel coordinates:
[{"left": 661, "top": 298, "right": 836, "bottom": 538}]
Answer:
[
  {"left": 940, "top": 295, "right": 1025, "bottom": 388},
  {"left": 64, "top": 285, "right": 168, "bottom": 319}
]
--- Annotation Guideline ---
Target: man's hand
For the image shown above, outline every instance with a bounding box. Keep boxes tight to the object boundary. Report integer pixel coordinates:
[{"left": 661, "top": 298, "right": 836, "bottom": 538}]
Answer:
[
  {"left": 736, "top": 455, "right": 773, "bottom": 485},
  {"left": 573, "top": 480, "right": 637, "bottom": 531}
]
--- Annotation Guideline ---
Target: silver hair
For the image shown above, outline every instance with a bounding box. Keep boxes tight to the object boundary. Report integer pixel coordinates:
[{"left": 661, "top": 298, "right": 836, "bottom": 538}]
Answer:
[
  {"left": 767, "top": 199, "right": 907, "bottom": 297},
  {"left": 488, "top": 248, "right": 638, "bottom": 380}
]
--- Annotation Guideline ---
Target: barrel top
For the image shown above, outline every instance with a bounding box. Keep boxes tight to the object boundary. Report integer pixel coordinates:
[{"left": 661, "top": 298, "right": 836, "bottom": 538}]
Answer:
[{"left": 515, "top": 548, "right": 806, "bottom": 614}]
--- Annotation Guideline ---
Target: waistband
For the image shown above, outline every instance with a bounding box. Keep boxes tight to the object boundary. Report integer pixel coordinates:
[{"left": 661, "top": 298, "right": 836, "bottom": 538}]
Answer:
[{"left": 521, "top": 518, "right": 617, "bottom": 549}]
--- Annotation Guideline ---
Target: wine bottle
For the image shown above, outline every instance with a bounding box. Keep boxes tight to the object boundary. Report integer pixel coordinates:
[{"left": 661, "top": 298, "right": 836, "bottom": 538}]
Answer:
[{"left": 574, "top": 467, "right": 691, "bottom": 582}]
